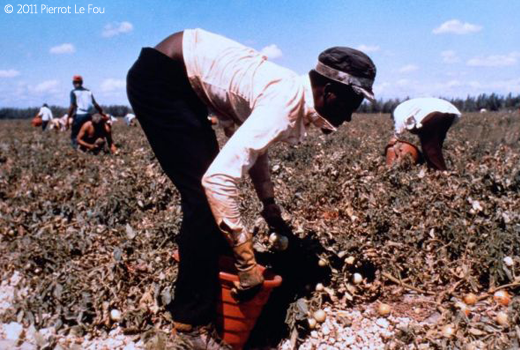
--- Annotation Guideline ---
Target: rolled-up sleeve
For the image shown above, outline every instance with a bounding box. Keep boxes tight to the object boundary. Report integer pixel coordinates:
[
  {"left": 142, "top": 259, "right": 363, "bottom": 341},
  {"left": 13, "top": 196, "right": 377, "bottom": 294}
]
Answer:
[{"left": 202, "top": 104, "right": 292, "bottom": 246}]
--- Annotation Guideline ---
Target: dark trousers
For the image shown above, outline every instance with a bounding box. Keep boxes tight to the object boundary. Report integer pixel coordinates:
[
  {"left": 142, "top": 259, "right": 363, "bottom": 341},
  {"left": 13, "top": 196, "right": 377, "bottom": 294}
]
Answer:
[
  {"left": 127, "top": 48, "right": 229, "bottom": 326},
  {"left": 41, "top": 120, "right": 49, "bottom": 131},
  {"left": 70, "top": 114, "right": 91, "bottom": 148}
]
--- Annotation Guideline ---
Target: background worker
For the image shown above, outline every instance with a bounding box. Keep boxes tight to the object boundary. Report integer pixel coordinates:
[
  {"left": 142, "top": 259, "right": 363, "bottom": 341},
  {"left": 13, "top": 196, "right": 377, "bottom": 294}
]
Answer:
[
  {"left": 127, "top": 28, "right": 376, "bottom": 348},
  {"left": 67, "top": 75, "right": 104, "bottom": 148},
  {"left": 36, "top": 103, "right": 53, "bottom": 131},
  {"left": 77, "top": 113, "right": 117, "bottom": 154},
  {"left": 388, "top": 97, "right": 461, "bottom": 171},
  {"left": 124, "top": 112, "right": 136, "bottom": 126}
]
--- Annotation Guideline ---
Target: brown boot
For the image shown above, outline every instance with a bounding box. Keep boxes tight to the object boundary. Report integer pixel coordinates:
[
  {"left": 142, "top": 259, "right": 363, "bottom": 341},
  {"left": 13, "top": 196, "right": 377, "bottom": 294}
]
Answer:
[{"left": 172, "top": 322, "right": 232, "bottom": 350}]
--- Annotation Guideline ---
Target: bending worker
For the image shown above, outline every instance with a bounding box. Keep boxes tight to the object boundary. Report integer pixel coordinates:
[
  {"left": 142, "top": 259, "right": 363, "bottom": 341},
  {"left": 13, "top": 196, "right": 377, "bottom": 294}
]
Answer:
[
  {"left": 389, "top": 97, "right": 461, "bottom": 171},
  {"left": 126, "top": 28, "right": 376, "bottom": 348},
  {"left": 77, "top": 113, "right": 117, "bottom": 154},
  {"left": 67, "top": 75, "right": 104, "bottom": 148}
]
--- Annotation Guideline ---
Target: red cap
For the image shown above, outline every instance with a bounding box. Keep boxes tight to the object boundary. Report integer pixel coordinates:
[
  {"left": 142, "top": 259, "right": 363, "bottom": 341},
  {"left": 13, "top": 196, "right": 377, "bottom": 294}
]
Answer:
[{"left": 72, "top": 75, "right": 83, "bottom": 82}]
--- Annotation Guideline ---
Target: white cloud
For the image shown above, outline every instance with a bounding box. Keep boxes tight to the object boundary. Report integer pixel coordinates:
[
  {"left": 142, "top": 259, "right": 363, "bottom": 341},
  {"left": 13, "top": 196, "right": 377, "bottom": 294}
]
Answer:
[
  {"left": 398, "top": 65, "right": 419, "bottom": 73},
  {"left": 0, "top": 69, "right": 20, "bottom": 78},
  {"left": 441, "top": 50, "right": 460, "bottom": 64},
  {"left": 356, "top": 44, "right": 380, "bottom": 53},
  {"left": 50, "top": 43, "right": 76, "bottom": 54},
  {"left": 260, "top": 44, "right": 283, "bottom": 60},
  {"left": 101, "top": 78, "right": 126, "bottom": 92},
  {"left": 102, "top": 21, "right": 133, "bottom": 38},
  {"left": 467, "top": 52, "right": 519, "bottom": 67},
  {"left": 433, "top": 19, "right": 482, "bottom": 35},
  {"left": 31, "top": 80, "right": 60, "bottom": 93}
]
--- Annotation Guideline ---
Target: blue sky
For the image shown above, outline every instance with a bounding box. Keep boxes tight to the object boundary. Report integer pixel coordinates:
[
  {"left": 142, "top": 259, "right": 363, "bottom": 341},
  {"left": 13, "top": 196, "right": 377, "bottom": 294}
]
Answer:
[{"left": 0, "top": 0, "right": 519, "bottom": 108}]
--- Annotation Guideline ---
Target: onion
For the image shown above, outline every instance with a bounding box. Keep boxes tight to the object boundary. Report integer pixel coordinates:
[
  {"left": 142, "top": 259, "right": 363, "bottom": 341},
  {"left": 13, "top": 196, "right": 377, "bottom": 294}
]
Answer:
[
  {"left": 269, "top": 233, "right": 289, "bottom": 251},
  {"left": 493, "top": 290, "right": 511, "bottom": 306},
  {"left": 313, "top": 309, "right": 326, "bottom": 323},
  {"left": 318, "top": 258, "right": 328, "bottom": 267},
  {"left": 503, "top": 256, "right": 514, "bottom": 267},
  {"left": 344, "top": 256, "right": 356, "bottom": 265},
  {"left": 496, "top": 311, "right": 509, "bottom": 326},
  {"left": 441, "top": 324, "right": 455, "bottom": 338},
  {"left": 455, "top": 301, "right": 470, "bottom": 316},
  {"left": 275, "top": 235, "right": 289, "bottom": 251},
  {"left": 307, "top": 317, "right": 317, "bottom": 329},
  {"left": 353, "top": 273, "right": 363, "bottom": 284},
  {"left": 377, "top": 303, "right": 391, "bottom": 317},
  {"left": 315, "top": 283, "right": 324, "bottom": 292},
  {"left": 110, "top": 309, "right": 121, "bottom": 322},
  {"left": 463, "top": 293, "right": 477, "bottom": 305}
]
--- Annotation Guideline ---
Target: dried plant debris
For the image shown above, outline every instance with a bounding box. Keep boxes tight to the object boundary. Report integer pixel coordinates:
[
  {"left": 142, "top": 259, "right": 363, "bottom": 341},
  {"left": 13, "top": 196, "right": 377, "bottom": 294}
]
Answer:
[{"left": 1, "top": 113, "right": 519, "bottom": 349}]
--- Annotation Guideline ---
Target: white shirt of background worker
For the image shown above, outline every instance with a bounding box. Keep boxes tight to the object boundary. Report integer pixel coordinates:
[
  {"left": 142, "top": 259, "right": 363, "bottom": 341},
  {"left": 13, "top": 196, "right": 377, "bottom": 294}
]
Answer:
[
  {"left": 37, "top": 104, "right": 53, "bottom": 121},
  {"left": 390, "top": 97, "right": 461, "bottom": 170}
]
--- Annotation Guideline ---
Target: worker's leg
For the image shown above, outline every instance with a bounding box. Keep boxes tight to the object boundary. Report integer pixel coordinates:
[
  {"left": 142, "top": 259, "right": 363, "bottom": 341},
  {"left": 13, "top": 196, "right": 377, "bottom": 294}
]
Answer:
[
  {"left": 127, "top": 48, "right": 229, "bottom": 326},
  {"left": 417, "top": 112, "right": 457, "bottom": 171}
]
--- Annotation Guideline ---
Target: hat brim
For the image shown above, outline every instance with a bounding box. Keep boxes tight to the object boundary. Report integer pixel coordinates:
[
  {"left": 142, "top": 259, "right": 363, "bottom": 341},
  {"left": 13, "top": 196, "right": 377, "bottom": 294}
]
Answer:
[{"left": 352, "top": 85, "right": 375, "bottom": 103}]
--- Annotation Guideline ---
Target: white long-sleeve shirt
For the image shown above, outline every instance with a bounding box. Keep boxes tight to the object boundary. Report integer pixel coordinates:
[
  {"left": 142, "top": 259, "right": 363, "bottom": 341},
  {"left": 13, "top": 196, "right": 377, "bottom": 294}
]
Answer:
[
  {"left": 183, "top": 28, "right": 334, "bottom": 245},
  {"left": 37, "top": 106, "right": 53, "bottom": 121},
  {"left": 393, "top": 97, "right": 461, "bottom": 136}
]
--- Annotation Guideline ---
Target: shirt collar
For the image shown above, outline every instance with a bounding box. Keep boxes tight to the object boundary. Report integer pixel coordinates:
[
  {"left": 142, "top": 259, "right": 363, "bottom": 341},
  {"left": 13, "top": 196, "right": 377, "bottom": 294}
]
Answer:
[{"left": 301, "top": 75, "right": 337, "bottom": 132}]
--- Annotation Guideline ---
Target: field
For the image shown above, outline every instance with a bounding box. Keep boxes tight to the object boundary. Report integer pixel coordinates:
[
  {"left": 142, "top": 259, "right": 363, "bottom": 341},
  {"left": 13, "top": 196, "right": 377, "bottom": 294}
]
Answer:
[{"left": 1, "top": 112, "right": 520, "bottom": 349}]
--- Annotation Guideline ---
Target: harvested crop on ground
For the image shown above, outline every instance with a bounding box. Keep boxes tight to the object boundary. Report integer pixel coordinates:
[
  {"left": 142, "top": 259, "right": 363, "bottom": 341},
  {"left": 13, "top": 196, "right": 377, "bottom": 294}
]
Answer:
[{"left": 1, "top": 112, "right": 519, "bottom": 349}]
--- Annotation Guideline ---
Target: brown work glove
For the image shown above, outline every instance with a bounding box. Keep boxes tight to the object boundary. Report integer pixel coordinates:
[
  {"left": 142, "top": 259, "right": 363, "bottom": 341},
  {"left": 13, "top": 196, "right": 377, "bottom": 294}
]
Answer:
[{"left": 231, "top": 240, "right": 264, "bottom": 302}]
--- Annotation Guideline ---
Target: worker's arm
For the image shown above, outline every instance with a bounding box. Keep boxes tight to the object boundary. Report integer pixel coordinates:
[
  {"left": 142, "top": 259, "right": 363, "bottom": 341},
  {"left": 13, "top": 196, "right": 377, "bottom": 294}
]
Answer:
[
  {"left": 248, "top": 152, "right": 292, "bottom": 234},
  {"left": 248, "top": 152, "right": 275, "bottom": 202},
  {"left": 419, "top": 134, "right": 447, "bottom": 171},
  {"left": 77, "top": 123, "right": 95, "bottom": 150},
  {"left": 104, "top": 123, "right": 117, "bottom": 153},
  {"left": 202, "top": 103, "right": 292, "bottom": 299},
  {"left": 92, "top": 96, "right": 104, "bottom": 114},
  {"left": 416, "top": 112, "right": 457, "bottom": 171},
  {"left": 67, "top": 91, "right": 76, "bottom": 120}
]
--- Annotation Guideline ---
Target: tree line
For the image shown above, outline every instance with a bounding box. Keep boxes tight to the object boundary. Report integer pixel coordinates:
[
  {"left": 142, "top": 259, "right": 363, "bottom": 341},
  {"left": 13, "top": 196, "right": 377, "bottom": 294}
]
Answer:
[
  {"left": 0, "top": 105, "right": 133, "bottom": 120},
  {"left": 1, "top": 93, "right": 519, "bottom": 119}
]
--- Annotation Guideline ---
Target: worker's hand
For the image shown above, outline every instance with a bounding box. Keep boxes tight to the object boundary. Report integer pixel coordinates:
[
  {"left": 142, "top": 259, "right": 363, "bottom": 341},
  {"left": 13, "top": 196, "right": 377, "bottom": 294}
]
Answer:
[
  {"left": 110, "top": 144, "right": 118, "bottom": 154},
  {"left": 231, "top": 267, "right": 264, "bottom": 302},
  {"left": 261, "top": 201, "right": 292, "bottom": 235},
  {"left": 231, "top": 240, "right": 264, "bottom": 302}
]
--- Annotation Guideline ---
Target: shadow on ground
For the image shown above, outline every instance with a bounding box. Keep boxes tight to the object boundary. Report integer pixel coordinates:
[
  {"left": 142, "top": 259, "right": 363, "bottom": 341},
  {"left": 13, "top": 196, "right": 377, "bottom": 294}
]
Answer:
[{"left": 246, "top": 232, "right": 331, "bottom": 349}]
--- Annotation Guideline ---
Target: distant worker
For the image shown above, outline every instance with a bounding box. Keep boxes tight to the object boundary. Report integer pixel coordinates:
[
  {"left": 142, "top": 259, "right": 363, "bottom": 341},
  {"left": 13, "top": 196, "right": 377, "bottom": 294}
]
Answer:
[
  {"left": 387, "top": 97, "right": 461, "bottom": 171},
  {"left": 60, "top": 114, "right": 72, "bottom": 131},
  {"left": 77, "top": 113, "right": 117, "bottom": 154},
  {"left": 36, "top": 103, "right": 53, "bottom": 131},
  {"left": 67, "top": 75, "right": 104, "bottom": 148},
  {"left": 49, "top": 114, "right": 69, "bottom": 132},
  {"left": 124, "top": 112, "right": 136, "bottom": 126}
]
